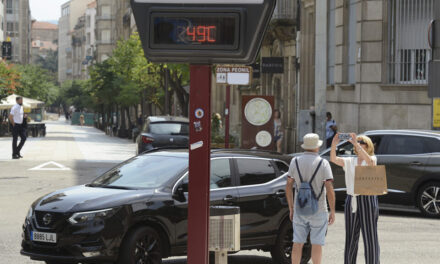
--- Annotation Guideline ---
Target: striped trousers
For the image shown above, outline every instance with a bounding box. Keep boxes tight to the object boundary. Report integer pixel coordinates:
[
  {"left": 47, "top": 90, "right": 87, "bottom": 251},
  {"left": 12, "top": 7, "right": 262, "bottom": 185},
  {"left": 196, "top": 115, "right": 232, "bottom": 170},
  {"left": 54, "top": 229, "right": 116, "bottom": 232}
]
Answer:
[{"left": 344, "top": 195, "right": 380, "bottom": 264}]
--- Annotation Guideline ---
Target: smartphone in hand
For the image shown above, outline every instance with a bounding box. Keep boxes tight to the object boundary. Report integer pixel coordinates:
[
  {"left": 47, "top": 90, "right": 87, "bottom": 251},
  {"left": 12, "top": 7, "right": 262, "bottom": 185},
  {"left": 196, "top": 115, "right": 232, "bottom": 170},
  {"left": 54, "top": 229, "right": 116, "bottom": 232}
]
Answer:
[{"left": 338, "top": 133, "right": 351, "bottom": 141}]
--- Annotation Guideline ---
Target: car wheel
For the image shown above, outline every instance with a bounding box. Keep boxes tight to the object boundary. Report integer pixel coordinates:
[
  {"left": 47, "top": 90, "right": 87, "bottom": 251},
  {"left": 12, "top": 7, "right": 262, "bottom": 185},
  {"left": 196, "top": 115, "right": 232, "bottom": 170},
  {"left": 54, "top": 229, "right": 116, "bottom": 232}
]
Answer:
[
  {"left": 417, "top": 182, "right": 440, "bottom": 218},
  {"left": 270, "top": 220, "right": 311, "bottom": 264},
  {"left": 117, "top": 226, "right": 163, "bottom": 264}
]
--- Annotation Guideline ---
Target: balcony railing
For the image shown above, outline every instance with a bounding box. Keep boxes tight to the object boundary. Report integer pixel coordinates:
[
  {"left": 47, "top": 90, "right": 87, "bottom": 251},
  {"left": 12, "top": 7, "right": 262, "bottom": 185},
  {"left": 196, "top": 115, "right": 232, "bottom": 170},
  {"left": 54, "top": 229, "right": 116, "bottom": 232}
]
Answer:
[{"left": 272, "top": 0, "right": 297, "bottom": 21}]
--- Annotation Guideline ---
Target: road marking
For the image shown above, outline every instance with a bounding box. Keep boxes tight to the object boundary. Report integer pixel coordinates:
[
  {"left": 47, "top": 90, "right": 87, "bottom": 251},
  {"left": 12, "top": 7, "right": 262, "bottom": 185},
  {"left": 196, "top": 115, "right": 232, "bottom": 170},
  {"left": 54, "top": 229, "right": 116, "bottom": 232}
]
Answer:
[{"left": 28, "top": 161, "right": 71, "bottom": 171}]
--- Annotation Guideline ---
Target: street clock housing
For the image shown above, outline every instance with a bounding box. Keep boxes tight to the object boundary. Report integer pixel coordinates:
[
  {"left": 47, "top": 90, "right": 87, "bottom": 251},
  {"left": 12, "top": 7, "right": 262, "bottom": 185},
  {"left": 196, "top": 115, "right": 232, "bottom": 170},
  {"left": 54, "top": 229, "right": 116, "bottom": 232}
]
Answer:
[{"left": 131, "top": 0, "right": 276, "bottom": 64}]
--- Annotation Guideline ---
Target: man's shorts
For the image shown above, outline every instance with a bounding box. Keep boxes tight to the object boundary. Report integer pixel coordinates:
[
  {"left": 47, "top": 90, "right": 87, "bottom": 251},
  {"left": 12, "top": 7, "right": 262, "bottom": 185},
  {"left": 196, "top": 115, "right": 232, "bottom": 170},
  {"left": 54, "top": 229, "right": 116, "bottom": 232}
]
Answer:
[{"left": 292, "top": 211, "right": 328, "bottom": 246}]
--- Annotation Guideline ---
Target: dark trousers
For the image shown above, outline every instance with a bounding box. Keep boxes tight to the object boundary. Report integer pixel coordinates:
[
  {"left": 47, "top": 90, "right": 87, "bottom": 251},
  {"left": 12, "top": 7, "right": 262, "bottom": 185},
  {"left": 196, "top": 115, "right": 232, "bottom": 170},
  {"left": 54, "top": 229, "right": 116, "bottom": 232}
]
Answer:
[
  {"left": 344, "top": 195, "right": 380, "bottom": 264},
  {"left": 12, "top": 124, "right": 26, "bottom": 156}
]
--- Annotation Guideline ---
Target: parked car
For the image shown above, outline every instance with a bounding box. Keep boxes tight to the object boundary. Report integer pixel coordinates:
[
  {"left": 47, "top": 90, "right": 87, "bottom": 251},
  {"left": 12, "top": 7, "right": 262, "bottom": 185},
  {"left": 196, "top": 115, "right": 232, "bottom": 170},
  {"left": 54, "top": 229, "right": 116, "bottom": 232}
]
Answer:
[
  {"left": 317, "top": 130, "right": 440, "bottom": 217},
  {"left": 135, "top": 116, "right": 189, "bottom": 154},
  {"left": 21, "top": 149, "right": 311, "bottom": 264}
]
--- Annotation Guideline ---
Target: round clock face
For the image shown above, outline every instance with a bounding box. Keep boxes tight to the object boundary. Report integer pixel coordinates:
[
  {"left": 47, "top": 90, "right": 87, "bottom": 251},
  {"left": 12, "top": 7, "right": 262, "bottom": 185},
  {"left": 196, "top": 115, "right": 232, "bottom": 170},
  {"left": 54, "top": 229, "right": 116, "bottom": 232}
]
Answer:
[
  {"left": 244, "top": 98, "right": 272, "bottom": 126},
  {"left": 256, "top": 130, "right": 272, "bottom": 147}
]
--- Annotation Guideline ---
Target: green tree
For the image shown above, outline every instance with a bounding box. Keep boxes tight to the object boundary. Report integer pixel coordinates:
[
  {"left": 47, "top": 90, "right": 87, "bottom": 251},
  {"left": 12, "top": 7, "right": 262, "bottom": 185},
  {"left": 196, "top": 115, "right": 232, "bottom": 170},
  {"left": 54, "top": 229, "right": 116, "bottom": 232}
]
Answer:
[
  {"left": 34, "top": 50, "right": 58, "bottom": 74},
  {"left": 15, "top": 64, "right": 59, "bottom": 105},
  {"left": 0, "top": 61, "right": 20, "bottom": 101}
]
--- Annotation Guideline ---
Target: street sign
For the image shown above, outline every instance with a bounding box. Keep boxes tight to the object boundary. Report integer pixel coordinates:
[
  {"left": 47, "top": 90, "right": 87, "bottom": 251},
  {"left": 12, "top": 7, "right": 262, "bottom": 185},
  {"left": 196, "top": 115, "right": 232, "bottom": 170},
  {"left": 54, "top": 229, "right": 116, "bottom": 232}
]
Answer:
[
  {"left": 131, "top": 0, "right": 276, "bottom": 64},
  {"left": 434, "top": 98, "right": 440, "bottom": 128},
  {"left": 216, "top": 65, "right": 252, "bottom": 85},
  {"left": 261, "top": 57, "right": 284, "bottom": 73}
]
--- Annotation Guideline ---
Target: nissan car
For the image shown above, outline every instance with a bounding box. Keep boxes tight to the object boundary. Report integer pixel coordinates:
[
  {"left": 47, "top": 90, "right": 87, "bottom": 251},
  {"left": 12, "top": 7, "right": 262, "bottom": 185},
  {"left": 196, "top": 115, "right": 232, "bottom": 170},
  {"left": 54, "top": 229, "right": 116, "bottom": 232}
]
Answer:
[{"left": 21, "top": 149, "right": 311, "bottom": 264}]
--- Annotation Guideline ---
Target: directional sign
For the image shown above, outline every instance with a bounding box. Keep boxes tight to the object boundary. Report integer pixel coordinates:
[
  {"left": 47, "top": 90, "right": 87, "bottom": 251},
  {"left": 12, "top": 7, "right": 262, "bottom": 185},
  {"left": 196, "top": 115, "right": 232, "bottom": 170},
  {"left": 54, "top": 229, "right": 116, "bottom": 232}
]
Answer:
[
  {"left": 131, "top": 0, "right": 276, "bottom": 64},
  {"left": 216, "top": 65, "right": 252, "bottom": 85}
]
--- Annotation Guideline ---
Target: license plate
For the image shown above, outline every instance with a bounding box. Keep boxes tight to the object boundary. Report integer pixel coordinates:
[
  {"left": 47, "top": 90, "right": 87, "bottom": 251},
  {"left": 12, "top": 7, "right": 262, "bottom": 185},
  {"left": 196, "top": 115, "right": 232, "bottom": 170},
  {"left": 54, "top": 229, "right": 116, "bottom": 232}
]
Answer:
[{"left": 31, "top": 231, "right": 57, "bottom": 243}]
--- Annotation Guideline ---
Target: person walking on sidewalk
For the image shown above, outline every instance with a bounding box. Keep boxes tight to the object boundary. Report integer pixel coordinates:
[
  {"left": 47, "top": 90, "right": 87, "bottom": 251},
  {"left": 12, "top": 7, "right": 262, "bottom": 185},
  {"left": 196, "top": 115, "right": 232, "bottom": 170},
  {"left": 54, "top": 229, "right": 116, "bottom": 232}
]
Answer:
[
  {"left": 9, "top": 96, "right": 27, "bottom": 159},
  {"left": 326, "top": 112, "right": 337, "bottom": 148},
  {"left": 330, "top": 133, "right": 380, "bottom": 264},
  {"left": 273, "top": 109, "right": 284, "bottom": 153},
  {"left": 286, "top": 133, "right": 336, "bottom": 264}
]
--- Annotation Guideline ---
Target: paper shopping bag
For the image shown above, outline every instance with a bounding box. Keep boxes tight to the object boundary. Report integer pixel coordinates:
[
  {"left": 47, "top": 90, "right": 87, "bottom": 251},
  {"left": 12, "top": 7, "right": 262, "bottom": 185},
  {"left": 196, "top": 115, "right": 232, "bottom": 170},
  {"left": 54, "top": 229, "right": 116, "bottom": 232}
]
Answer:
[{"left": 354, "top": 165, "right": 388, "bottom": 196}]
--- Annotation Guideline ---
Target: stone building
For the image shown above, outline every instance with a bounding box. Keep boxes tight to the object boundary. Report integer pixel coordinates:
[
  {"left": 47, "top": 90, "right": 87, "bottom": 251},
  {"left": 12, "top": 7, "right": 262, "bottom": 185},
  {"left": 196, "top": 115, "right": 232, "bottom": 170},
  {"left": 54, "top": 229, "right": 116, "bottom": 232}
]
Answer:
[
  {"left": 5, "top": 0, "right": 31, "bottom": 64},
  {"left": 31, "top": 21, "right": 58, "bottom": 63},
  {"left": 115, "top": 0, "right": 136, "bottom": 41},
  {"left": 300, "top": 0, "right": 434, "bottom": 138},
  {"left": 57, "top": 0, "right": 91, "bottom": 83},
  {"left": 72, "top": 15, "right": 86, "bottom": 79},
  {"left": 84, "top": 1, "right": 96, "bottom": 76},
  {"left": 95, "top": 0, "right": 117, "bottom": 62}
]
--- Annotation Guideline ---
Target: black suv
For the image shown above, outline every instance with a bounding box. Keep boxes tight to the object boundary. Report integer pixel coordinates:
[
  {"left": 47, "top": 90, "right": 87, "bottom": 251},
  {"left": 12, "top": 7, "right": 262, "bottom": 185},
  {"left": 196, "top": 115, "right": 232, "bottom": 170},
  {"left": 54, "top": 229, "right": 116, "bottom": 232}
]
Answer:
[
  {"left": 135, "top": 116, "right": 189, "bottom": 154},
  {"left": 21, "top": 149, "right": 311, "bottom": 264},
  {"left": 321, "top": 130, "right": 440, "bottom": 217}
]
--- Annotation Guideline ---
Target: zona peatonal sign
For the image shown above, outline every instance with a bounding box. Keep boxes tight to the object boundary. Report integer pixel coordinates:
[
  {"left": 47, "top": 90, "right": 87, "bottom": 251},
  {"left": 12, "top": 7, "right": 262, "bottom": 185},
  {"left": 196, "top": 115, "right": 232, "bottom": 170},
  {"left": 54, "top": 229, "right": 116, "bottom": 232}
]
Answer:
[
  {"left": 216, "top": 65, "right": 253, "bottom": 85},
  {"left": 130, "top": 0, "right": 276, "bottom": 64}
]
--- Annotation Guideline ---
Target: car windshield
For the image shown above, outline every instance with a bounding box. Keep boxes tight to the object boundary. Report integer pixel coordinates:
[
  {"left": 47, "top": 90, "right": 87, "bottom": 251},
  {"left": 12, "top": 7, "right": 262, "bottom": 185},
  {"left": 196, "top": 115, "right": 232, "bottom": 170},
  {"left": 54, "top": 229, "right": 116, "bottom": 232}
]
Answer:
[
  {"left": 90, "top": 155, "right": 188, "bottom": 189},
  {"left": 150, "top": 122, "right": 189, "bottom": 135}
]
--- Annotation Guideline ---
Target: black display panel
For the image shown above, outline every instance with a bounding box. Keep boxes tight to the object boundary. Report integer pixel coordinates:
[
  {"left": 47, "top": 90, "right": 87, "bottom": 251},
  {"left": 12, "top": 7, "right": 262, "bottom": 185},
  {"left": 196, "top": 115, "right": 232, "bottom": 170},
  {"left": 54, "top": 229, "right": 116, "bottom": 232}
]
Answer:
[{"left": 151, "top": 13, "right": 239, "bottom": 50}]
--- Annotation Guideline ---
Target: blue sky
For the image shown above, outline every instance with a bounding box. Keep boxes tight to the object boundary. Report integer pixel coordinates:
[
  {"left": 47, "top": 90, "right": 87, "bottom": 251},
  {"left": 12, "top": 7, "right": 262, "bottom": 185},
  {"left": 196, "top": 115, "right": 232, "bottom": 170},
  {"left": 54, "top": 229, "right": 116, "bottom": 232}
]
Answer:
[{"left": 30, "top": 0, "right": 68, "bottom": 22}]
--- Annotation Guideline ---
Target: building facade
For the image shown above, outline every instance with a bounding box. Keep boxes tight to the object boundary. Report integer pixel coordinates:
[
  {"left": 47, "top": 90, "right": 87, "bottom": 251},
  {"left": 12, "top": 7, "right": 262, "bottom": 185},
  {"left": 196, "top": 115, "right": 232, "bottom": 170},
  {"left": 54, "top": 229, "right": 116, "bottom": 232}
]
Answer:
[
  {"left": 324, "top": 0, "right": 433, "bottom": 133},
  {"left": 31, "top": 21, "right": 58, "bottom": 63},
  {"left": 5, "top": 0, "right": 31, "bottom": 64},
  {"left": 95, "top": 0, "right": 117, "bottom": 62},
  {"left": 57, "top": 0, "right": 92, "bottom": 83}
]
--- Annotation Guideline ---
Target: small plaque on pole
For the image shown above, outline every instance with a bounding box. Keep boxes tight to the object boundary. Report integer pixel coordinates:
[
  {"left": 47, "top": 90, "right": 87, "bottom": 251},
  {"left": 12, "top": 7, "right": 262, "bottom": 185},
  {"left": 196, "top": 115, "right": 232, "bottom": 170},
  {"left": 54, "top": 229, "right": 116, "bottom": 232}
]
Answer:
[{"left": 216, "top": 65, "right": 253, "bottom": 85}]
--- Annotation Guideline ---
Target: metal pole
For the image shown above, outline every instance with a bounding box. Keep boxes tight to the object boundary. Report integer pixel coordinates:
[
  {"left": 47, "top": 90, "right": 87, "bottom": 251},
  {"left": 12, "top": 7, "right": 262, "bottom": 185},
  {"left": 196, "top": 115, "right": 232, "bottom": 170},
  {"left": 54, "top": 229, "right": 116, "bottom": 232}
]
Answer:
[
  {"left": 164, "top": 68, "right": 170, "bottom": 115},
  {"left": 225, "top": 85, "right": 230, "bottom": 148},
  {"left": 187, "top": 64, "right": 211, "bottom": 264}
]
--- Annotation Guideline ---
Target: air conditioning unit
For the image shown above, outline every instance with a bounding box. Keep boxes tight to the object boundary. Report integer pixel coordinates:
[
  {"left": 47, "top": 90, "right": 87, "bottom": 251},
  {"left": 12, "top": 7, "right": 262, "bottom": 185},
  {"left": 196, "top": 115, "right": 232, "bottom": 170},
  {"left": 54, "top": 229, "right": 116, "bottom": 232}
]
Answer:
[{"left": 209, "top": 206, "right": 240, "bottom": 264}]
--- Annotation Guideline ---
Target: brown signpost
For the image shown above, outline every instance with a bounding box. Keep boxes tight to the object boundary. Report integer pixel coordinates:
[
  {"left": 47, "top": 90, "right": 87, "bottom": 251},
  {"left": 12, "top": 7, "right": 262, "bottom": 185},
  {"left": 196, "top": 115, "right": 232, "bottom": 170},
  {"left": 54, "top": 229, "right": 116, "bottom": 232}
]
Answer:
[{"left": 241, "top": 95, "right": 274, "bottom": 150}]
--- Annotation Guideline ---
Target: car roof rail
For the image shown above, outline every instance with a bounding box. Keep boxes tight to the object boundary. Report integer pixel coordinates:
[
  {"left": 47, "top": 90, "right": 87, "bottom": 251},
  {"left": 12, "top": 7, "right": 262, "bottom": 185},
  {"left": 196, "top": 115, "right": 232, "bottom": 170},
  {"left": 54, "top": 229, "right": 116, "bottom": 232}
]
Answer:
[{"left": 211, "top": 148, "right": 283, "bottom": 155}]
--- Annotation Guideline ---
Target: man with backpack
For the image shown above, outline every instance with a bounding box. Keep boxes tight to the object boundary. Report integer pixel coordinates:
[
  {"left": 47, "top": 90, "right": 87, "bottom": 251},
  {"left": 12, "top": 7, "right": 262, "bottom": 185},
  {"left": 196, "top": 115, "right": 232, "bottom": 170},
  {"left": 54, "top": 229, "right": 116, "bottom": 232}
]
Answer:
[{"left": 286, "top": 133, "right": 336, "bottom": 264}]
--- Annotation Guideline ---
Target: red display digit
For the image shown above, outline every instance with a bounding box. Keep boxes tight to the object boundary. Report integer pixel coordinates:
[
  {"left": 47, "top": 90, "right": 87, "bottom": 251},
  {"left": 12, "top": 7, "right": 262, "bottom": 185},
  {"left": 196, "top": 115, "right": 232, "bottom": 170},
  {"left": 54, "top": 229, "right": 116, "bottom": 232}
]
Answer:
[
  {"left": 186, "top": 26, "right": 196, "bottom": 41},
  {"left": 197, "top": 26, "right": 207, "bottom": 42},
  {"left": 207, "top": 26, "right": 216, "bottom": 43}
]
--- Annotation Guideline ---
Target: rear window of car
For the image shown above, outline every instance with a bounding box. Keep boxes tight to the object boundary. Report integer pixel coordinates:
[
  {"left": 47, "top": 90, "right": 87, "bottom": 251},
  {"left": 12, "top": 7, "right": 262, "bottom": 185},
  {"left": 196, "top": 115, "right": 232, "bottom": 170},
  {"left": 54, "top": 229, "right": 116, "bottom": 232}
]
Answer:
[
  {"left": 149, "top": 122, "right": 189, "bottom": 135},
  {"left": 383, "top": 136, "right": 438, "bottom": 155},
  {"left": 236, "top": 159, "right": 277, "bottom": 186}
]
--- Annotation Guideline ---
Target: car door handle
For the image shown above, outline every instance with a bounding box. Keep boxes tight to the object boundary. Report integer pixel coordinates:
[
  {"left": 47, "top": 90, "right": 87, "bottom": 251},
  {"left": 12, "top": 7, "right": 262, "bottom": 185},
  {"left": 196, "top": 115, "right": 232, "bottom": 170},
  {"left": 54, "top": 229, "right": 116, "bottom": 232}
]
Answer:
[
  {"left": 410, "top": 162, "right": 422, "bottom": 166},
  {"left": 275, "top": 190, "right": 286, "bottom": 197},
  {"left": 223, "top": 196, "right": 237, "bottom": 202}
]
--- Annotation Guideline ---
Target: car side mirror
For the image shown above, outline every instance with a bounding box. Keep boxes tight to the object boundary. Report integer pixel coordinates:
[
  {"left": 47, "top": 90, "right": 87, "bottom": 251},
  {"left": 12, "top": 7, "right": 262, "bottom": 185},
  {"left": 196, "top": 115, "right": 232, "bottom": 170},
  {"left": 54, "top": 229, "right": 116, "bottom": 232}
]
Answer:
[{"left": 173, "top": 186, "right": 186, "bottom": 202}]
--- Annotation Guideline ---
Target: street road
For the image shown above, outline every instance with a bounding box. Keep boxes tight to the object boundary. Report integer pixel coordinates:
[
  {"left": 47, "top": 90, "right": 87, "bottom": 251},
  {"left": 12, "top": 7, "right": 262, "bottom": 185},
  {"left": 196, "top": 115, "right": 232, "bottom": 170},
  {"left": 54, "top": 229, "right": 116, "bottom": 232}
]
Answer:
[{"left": 0, "top": 119, "right": 439, "bottom": 264}]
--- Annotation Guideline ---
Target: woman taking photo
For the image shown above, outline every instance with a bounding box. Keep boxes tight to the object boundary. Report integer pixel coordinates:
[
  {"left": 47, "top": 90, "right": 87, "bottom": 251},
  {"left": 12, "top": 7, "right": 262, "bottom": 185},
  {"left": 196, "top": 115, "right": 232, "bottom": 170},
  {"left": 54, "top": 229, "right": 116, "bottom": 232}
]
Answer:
[{"left": 330, "top": 133, "right": 380, "bottom": 264}]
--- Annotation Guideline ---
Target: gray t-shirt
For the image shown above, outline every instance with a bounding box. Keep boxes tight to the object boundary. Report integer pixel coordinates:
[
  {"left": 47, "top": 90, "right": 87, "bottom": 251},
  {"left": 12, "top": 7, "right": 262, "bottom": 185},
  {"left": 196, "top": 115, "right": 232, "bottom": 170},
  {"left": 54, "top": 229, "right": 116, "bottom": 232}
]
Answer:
[{"left": 287, "top": 152, "right": 334, "bottom": 212}]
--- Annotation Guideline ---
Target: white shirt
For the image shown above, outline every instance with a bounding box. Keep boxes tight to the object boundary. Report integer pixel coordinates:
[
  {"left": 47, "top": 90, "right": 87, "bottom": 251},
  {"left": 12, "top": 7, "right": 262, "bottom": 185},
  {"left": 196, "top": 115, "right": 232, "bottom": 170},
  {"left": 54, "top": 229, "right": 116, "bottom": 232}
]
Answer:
[
  {"left": 10, "top": 103, "right": 24, "bottom": 124},
  {"left": 342, "top": 156, "right": 377, "bottom": 213},
  {"left": 326, "top": 120, "right": 336, "bottom": 139},
  {"left": 288, "top": 152, "right": 334, "bottom": 212}
]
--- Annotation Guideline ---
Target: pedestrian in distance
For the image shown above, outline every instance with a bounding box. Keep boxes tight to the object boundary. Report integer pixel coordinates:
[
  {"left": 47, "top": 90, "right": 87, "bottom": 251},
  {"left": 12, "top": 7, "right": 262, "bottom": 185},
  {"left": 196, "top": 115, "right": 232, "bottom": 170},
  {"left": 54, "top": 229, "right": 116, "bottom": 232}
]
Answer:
[
  {"left": 8, "top": 96, "right": 27, "bottom": 159},
  {"left": 80, "top": 114, "right": 85, "bottom": 127},
  {"left": 326, "top": 112, "right": 337, "bottom": 148},
  {"left": 330, "top": 133, "right": 380, "bottom": 264},
  {"left": 285, "top": 133, "right": 336, "bottom": 264},
  {"left": 273, "top": 109, "right": 284, "bottom": 153}
]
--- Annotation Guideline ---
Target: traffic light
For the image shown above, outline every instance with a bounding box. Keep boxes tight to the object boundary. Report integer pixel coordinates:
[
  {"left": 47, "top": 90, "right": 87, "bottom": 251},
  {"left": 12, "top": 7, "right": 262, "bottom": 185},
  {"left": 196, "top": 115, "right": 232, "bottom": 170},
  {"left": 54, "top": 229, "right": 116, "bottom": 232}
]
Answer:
[{"left": 2, "top": 41, "right": 12, "bottom": 60}]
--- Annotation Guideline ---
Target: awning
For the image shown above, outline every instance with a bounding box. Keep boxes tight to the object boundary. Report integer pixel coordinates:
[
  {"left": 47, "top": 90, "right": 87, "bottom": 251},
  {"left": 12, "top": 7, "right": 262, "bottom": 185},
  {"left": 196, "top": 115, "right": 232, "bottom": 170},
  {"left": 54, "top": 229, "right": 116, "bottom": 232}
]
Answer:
[{"left": 0, "top": 94, "right": 44, "bottom": 110}]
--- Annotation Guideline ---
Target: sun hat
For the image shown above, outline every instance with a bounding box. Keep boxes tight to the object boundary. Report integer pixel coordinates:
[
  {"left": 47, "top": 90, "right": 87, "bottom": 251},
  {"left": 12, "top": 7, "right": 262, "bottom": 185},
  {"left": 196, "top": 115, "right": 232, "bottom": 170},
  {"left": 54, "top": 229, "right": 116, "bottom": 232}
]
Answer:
[{"left": 301, "top": 133, "right": 323, "bottom": 150}]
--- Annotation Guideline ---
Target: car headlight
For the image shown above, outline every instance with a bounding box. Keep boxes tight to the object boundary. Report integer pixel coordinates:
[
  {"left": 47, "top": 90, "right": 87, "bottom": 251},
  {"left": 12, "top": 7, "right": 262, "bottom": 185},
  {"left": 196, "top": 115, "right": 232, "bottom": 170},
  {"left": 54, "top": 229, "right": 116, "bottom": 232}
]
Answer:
[
  {"left": 68, "top": 208, "right": 116, "bottom": 225},
  {"left": 26, "top": 207, "right": 33, "bottom": 220}
]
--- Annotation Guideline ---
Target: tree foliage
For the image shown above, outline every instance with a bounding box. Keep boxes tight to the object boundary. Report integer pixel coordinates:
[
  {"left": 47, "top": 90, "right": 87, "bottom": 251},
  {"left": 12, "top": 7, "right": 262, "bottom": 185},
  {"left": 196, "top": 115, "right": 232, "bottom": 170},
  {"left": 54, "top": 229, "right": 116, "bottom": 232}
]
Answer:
[
  {"left": 15, "top": 64, "right": 59, "bottom": 105},
  {"left": 0, "top": 61, "right": 20, "bottom": 101}
]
